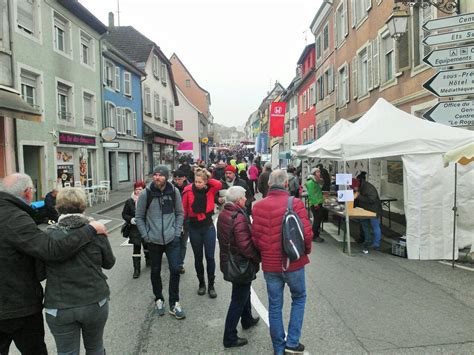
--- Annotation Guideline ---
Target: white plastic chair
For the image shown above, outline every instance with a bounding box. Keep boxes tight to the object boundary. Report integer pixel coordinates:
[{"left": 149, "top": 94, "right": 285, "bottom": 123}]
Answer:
[
  {"left": 99, "top": 180, "right": 110, "bottom": 201},
  {"left": 95, "top": 185, "right": 107, "bottom": 203},
  {"left": 74, "top": 181, "right": 82, "bottom": 187}
]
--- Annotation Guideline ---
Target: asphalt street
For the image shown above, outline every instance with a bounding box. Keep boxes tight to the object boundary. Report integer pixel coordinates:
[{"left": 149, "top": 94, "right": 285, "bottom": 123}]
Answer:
[{"left": 10, "top": 205, "right": 474, "bottom": 354}]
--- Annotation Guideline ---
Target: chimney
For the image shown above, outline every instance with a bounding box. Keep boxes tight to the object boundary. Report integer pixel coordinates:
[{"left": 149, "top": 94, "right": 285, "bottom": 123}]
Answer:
[{"left": 108, "top": 12, "right": 114, "bottom": 29}]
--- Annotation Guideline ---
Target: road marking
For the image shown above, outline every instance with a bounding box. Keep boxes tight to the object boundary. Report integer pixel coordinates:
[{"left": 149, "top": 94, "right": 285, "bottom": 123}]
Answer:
[
  {"left": 120, "top": 238, "right": 132, "bottom": 247},
  {"left": 439, "top": 261, "right": 474, "bottom": 271},
  {"left": 251, "top": 286, "right": 269, "bottom": 327},
  {"left": 95, "top": 219, "right": 113, "bottom": 225}
]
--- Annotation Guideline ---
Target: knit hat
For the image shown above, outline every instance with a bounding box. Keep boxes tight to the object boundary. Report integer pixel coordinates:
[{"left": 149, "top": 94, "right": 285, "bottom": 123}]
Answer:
[
  {"left": 153, "top": 165, "right": 170, "bottom": 179},
  {"left": 311, "top": 167, "right": 320, "bottom": 175},
  {"left": 173, "top": 169, "right": 187, "bottom": 178},
  {"left": 351, "top": 178, "right": 360, "bottom": 189},
  {"left": 224, "top": 165, "right": 236, "bottom": 174},
  {"left": 134, "top": 181, "right": 146, "bottom": 189}
]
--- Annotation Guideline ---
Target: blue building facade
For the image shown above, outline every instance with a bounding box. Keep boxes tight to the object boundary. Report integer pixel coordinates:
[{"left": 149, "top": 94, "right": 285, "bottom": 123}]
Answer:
[{"left": 102, "top": 41, "right": 145, "bottom": 190}]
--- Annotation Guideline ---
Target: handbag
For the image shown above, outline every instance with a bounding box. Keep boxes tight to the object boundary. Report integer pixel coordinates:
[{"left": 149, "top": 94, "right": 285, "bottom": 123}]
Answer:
[
  {"left": 121, "top": 222, "right": 131, "bottom": 238},
  {"left": 223, "top": 211, "right": 256, "bottom": 284}
]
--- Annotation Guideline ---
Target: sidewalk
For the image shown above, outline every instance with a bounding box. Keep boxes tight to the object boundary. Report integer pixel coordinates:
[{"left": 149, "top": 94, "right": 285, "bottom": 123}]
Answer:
[{"left": 86, "top": 188, "right": 132, "bottom": 215}]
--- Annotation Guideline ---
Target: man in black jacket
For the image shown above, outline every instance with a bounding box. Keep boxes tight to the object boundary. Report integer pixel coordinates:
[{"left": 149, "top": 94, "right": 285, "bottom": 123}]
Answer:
[
  {"left": 44, "top": 188, "right": 59, "bottom": 222},
  {"left": 0, "top": 173, "right": 107, "bottom": 355},
  {"left": 172, "top": 170, "right": 189, "bottom": 274},
  {"left": 217, "top": 165, "right": 253, "bottom": 215}
]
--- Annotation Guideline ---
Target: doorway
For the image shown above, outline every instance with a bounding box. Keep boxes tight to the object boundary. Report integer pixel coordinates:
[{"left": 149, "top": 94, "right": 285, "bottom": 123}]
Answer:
[{"left": 23, "top": 145, "right": 42, "bottom": 200}]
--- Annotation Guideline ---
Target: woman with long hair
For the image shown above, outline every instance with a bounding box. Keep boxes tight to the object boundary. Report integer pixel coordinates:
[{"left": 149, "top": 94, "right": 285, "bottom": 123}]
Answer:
[
  {"left": 122, "top": 181, "right": 149, "bottom": 278},
  {"left": 182, "top": 168, "right": 222, "bottom": 298}
]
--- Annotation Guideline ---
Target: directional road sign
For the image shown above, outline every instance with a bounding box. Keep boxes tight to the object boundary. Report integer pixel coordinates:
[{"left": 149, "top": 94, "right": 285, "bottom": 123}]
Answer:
[
  {"left": 423, "top": 45, "right": 474, "bottom": 67},
  {"left": 423, "top": 29, "right": 474, "bottom": 46},
  {"left": 423, "top": 68, "right": 474, "bottom": 97},
  {"left": 423, "top": 99, "right": 474, "bottom": 127},
  {"left": 423, "top": 12, "right": 474, "bottom": 31}
]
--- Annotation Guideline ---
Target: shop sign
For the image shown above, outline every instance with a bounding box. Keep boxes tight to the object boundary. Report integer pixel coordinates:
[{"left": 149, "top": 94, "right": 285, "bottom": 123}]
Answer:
[
  {"left": 103, "top": 142, "right": 120, "bottom": 148},
  {"left": 423, "top": 99, "right": 474, "bottom": 127},
  {"left": 59, "top": 132, "right": 96, "bottom": 146},
  {"left": 101, "top": 127, "right": 117, "bottom": 142},
  {"left": 154, "top": 136, "right": 179, "bottom": 146}
]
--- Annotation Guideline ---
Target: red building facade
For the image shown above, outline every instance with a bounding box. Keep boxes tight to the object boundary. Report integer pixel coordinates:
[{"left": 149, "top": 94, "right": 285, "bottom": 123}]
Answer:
[{"left": 296, "top": 44, "right": 316, "bottom": 144}]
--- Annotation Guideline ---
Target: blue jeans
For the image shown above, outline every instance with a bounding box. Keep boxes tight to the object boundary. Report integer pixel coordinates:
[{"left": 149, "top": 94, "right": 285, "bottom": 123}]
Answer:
[
  {"left": 360, "top": 217, "right": 382, "bottom": 248},
  {"left": 223, "top": 282, "right": 253, "bottom": 346},
  {"left": 148, "top": 237, "right": 181, "bottom": 307},
  {"left": 189, "top": 225, "right": 216, "bottom": 279},
  {"left": 264, "top": 268, "right": 306, "bottom": 354},
  {"left": 45, "top": 302, "right": 109, "bottom": 355}
]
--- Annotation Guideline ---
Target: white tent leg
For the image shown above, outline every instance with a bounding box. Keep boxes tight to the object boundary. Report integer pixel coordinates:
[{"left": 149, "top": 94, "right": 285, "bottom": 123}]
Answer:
[
  {"left": 344, "top": 161, "right": 351, "bottom": 255},
  {"left": 452, "top": 163, "right": 458, "bottom": 269}
]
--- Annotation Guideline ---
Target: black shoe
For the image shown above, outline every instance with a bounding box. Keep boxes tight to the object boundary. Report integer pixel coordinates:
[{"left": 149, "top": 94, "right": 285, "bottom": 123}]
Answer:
[
  {"left": 224, "top": 337, "right": 248, "bottom": 348},
  {"left": 208, "top": 285, "right": 217, "bottom": 298},
  {"left": 133, "top": 269, "right": 140, "bottom": 279},
  {"left": 313, "top": 236, "right": 325, "bottom": 243},
  {"left": 242, "top": 316, "right": 260, "bottom": 330},
  {"left": 179, "top": 266, "right": 185, "bottom": 274},
  {"left": 198, "top": 282, "right": 206, "bottom": 296},
  {"left": 285, "top": 343, "right": 305, "bottom": 354}
]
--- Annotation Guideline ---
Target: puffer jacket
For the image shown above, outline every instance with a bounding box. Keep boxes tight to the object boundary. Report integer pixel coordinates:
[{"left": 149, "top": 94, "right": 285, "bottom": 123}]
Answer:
[
  {"left": 182, "top": 178, "right": 222, "bottom": 222},
  {"left": 251, "top": 187, "right": 313, "bottom": 272},
  {"left": 0, "top": 191, "right": 93, "bottom": 320},
  {"left": 217, "top": 203, "right": 260, "bottom": 276},
  {"left": 39, "top": 214, "right": 115, "bottom": 309}
]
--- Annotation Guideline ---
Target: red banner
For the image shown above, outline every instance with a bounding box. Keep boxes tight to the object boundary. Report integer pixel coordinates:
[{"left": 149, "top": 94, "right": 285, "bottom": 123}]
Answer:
[{"left": 269, "top": 102, "right": 286, "bottom": 137}]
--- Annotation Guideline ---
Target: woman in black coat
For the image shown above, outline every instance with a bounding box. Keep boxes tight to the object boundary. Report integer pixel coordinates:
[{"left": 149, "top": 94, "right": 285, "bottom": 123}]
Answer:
[{"left": 122, "top": 181, "right": 149, "bottom": 278}]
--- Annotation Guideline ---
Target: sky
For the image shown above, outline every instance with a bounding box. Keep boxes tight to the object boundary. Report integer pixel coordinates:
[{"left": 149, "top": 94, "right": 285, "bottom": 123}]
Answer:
[{"left": 79, "top": 0, "right": 323, "bottom": 127}]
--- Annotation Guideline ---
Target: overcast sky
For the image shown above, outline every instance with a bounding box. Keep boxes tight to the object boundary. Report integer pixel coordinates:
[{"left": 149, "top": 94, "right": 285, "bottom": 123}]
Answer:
[{"left": 79, "top": 0, "right": 322, "bottom": 127}]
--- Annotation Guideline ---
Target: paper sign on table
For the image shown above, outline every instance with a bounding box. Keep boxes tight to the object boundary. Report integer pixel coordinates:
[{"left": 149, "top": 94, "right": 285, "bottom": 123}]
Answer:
[
  {"left": 336, "top": 173, "right": 352, "bottom": 186},
  {"left": 337, "top": 189, "right": 354, "bottom": 202}
]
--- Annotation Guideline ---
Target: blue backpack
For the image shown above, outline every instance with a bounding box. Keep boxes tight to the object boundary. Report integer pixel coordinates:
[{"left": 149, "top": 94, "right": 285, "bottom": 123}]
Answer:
[{"left": 281, "top": 197, "right": 305, "bottom": 270}]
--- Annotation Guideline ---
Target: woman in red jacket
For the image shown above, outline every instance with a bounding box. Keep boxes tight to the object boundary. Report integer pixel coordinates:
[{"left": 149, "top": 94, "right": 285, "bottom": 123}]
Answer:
[
  {"left": 182, "top": 168, "right": 222, "bottom": 298},
  {"left": 217, "top": 186, "right": 260, "bottom": 348}
]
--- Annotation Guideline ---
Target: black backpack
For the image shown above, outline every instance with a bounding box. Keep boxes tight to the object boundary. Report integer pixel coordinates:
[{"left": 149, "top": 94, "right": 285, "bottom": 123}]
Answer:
[
  {"left": 281, "top": 197, "right": 305, "bottom": 270},
  {"left": 144, "top": 186, "right": 176, "bottom": 214}
]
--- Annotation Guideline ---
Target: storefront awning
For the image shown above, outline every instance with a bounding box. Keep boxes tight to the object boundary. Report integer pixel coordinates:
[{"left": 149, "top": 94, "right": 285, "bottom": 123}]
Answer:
[
  {"left": 144, "top": 122, "right": 183, "bottom": 142},
  {"left": 0, "top": 88, "right": 42, "bottom": 122}
]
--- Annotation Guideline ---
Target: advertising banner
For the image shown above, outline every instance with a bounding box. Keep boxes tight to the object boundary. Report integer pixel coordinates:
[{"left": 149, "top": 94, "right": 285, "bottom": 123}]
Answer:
[{"left": 269, "top": 102, "right": 286, "bottom": 137}]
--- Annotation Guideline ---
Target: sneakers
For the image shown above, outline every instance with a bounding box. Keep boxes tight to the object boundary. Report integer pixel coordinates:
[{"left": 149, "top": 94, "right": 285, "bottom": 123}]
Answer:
[
  {"left": 155, "top": 299, "right": 165, "bottom": 316},
  {"left": 197, "top": 282, "right": 206, "bottom": 296},
  {"left": 169, "top": 302, "right": 186, "bottom": 320},
  {"left": 362, "top": 249, "right": 369, "bottom": 255},
  {"left": 285, "top": 343, "right": 305, "bottom": 354},
  {"left": 208, "top": 285, "right": 217, "bottom": 299}
]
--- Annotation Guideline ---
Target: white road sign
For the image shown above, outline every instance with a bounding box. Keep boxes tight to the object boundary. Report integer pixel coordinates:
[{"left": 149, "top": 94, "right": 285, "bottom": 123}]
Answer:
[
  {"left": 423, "top": 29, "right": 474, "bottom": 46},
  {"left": 423, "top": 68, "right": 474, "bottom": 97},
  {"left": 423, "top": 100, "right": 474, "bottom": 127},
  {"left": 423, "top": 45, "right": 474, "bottom": 67},
  {"left": 422, "top": 12, "right": 474, "bottom": 31}
]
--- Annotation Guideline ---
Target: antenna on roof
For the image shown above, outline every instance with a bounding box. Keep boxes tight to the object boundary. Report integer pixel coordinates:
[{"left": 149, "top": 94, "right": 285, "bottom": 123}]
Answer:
[{"left": 117, "top": 0, "right": 121, "bottom": 26}]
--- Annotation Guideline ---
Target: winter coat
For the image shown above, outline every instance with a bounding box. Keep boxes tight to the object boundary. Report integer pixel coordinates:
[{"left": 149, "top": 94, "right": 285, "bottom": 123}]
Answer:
[
  {"left": 182, "top": 178, "right": 222, "bottom": 227},
  {"left": 320, "top": 167, "right": 331, "bottom": 192},
  {"left": 305, "top": 176, "right": 323, "bottom": 206},
  {"left": 257, "top": 170, "right": 271, "bottom": 197},
  {"left": 135, "top": 182, "right": 184, "bottom": 245},
  {"left": 217, "top": 203, "right": 260, "bottom": 277},
  {"left": 288, "top": 173, "right": 300, "bottom": 197},
  {"left": 355, "top": 180, "right": 382, "bottom": 217},
  {"left": 248, "top": 165, "right": 259, "bottom": 181},
  {"left": 213, "top": 167, "right": 225, "bottom": 182},
  {"left": 38, "top": 214, "right": 115, "bottom": 309},
  {"left": 44, "top": 192, "right": 59, "bottom": 222},
  {"left": 122, "top": 196, "right": 142, "bottom": 246},
  {"left": 220, "top": 176, "right": 253, "bottom": 214},
  {"left": 0, "top": 191, "right": 93, "bottom": 321},
  {"left": 251, "top": 187, "right": 313, "bottom": 273}
]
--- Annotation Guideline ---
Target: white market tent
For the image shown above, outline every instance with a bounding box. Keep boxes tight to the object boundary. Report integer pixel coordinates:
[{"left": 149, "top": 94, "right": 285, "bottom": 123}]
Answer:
[
  {"left": 291, "top": 119, "right": 353, "bottom": 157},
  {"left": 296, "top": 98, "right": 474, "bottom": 260}
]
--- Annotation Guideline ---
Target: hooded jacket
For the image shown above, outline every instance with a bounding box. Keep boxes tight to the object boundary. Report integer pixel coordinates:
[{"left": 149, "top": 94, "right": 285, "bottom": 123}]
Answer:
[
  {"left": 135, "top": 182, "right": 184, "bottom": 245},
  {"left": 305, "top": 175, "right": 323, "bottom": 206},
  {"left": 0, "top": 191, "right": 93, "bottom": 320}
]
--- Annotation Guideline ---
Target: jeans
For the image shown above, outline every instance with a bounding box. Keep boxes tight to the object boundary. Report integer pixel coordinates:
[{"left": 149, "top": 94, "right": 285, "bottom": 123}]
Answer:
[
  {"left": 223, "top": 282, "right": 253, "bottom": 346},
  {"left": 310, "top": 204, "right": 324, "bottom": 238},
  {"left": 264, "top": 268, "right": 307, "bottom": 354},
  {"left": 45, "top": 302, "right": 109, "bottom": 355},
  {"left": 148, "top": 237, "right": 181, "bottom": 307},
  {"left": 189, "top": 224, "right": 216, "bottom": 279},
  {"left": 180, "top": 227, "right": 189, "bottom": 268},
  {"left": 0, "top": 312, "right": 47, "bottom": 355},
  {"left": 360, "top": 217, "right": 382, "bottom": 249}
]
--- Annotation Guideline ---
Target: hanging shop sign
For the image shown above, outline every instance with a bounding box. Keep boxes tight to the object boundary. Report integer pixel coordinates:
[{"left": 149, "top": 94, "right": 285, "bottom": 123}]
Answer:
[
  {"left": 423, "top": 68, "right": 474, "bottom": 97},
  {"left": 269, "top": 102, "right": 286, "bottom": 137},
  {"left": 423, "top": 99, "right": 474, "bottom": 127},
  {"left": 59, "top": 132, "right": 96, "bottom": 146}
]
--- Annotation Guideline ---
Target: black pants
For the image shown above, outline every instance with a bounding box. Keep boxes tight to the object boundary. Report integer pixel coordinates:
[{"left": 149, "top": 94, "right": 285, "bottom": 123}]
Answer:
[
  {"left": 310, "top": 204, "right": 324, "bottom": 238},
  {"left": 132, "top": 240, "right": 149, "bottom": 259},
  {"left": 223, "top": 282, "right": 253, "bottom": 346},
  {"left": 0, "top": 312, "right": 47, "bottom": 355}
]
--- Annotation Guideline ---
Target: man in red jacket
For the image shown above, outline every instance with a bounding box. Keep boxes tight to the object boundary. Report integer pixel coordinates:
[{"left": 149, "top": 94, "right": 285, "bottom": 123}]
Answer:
[{"left": 252, "top": 169, "right": 313, "bottom": 355}]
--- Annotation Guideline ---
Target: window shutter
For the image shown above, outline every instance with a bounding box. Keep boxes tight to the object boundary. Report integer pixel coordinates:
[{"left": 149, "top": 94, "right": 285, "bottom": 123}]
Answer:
[
  {"left": 366, "top": 0, "right": 372, "bottom": 11},
  {"left": 351, "top": 0, "right": 356, "bottom": 28},
  {"left": 367, "top": 43, "right": 373, "bottom": 91},
  {"left": 124, "top": 72, "right": 131, "bottom": 96},
  {"left": 343, "top": 0, "right": 348, "bottom": 37},
  {"left": 396, "top": 30, "right": 411, "bottom": 72},
  {"left": 345, "top": 65, "right": 350, "bottom": 104},
  {"left": 114, "top": 67, "right": 120, "bottom": 91},
  {"left": 116, "top": 107, "right": 122, "bottom": 133},
  {"left": 328, "top": 65, "right": 334, "bottom": 93},
  {"left": 372, "top": 38, "right": 380, "bottom": 88},
  {"left": 102, "top": 60, "right": 107, "bottom": 86},
  {"left": 132, "top": 112, "right": 137, "bottom": 136},
  {"left": 111, "top": 106, "right": 117, "bottom": 129},
  {"left": 334, "top": 13, "right": 338, "bottom": 47},
  {"left": 352, "top": 57, "right": 358, "bottom": 99},
  {"left": 336, "top": 70, "right": 340, "bottom": 107},
  {"left": 17, "top": 0, "right": 35, "bottom": 33}
]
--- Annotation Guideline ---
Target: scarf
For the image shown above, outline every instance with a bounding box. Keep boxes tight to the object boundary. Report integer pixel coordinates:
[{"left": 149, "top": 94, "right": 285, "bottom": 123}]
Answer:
[
  {"left": 131, "top": 192, "right": 139, "bottom": 207},
  {"left": 192, "top": 184, "right": 207, "bottom": 214}
]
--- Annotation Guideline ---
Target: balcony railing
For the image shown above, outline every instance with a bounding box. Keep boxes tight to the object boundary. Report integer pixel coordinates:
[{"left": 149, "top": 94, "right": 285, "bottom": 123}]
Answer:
[{"left": 58, "top": 111, "right": 73, "bottom": 121}]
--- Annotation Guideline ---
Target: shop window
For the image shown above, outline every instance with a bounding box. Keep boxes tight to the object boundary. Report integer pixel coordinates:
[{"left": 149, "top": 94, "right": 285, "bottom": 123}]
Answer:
[
  {"left": 118, "top": 153, "right": 130, "bottom": 182},
  {"left": 56, "top": 149, "right": 75, "bottom": 187},
  {"left": 53, "top": 11, "right": 71, "bottom": 57},
  {"left": 57, "top": 81, "right": 73, "bottom": 122},
  {"left": 83, "top": 91, "right": 95, "bottom": 127},
  {"left": 80, "top": 30, "right": 94, "bottom": 68}
]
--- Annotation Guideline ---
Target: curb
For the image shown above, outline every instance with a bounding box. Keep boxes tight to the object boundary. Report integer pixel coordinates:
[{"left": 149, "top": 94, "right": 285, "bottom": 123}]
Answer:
[{"left": 92, "top": 199, "right": 128, "bottom": 215}]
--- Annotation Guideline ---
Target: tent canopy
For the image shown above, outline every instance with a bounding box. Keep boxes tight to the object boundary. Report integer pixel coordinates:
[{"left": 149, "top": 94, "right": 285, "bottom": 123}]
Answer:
[{"left": 443, "top": 142, "right": 474, "bottom": 167}]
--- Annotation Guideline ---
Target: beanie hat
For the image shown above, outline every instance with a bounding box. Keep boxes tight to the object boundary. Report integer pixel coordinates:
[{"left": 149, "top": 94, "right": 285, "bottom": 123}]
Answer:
[
  {"left": 134, "top": 180, "right": 146, "bottom": 189},
  {"left": 351, "top": 178, "right": 360, "bottom": 189},
  {"left": 224, "top": 165, "right": 236, "bottom": 174},
  {"left": 173, "top": 169, "right": 187, "bottom": 178},
  {"left": 153, "top": 165, "right": 170, "bottom": 179},
  {"left": 311, "top": 167, "right": 320, "bottom": 175}
]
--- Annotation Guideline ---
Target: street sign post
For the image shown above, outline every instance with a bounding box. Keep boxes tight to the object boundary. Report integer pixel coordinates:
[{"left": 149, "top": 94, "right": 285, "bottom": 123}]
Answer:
[
  {"left": 423, "top": 45, "right": 474, "bottom": 67},
  {"left": 423, "top": 68, "right": 474, "bottom": 97},
  {"left": 422, "top": 12, "right": 474, "bottom": 31},
  {"left": 423, "top": 100, "right": 474, "bottom": 127},
  {"left": 423, "top": 29, "right": 474, "bottom": 46}
]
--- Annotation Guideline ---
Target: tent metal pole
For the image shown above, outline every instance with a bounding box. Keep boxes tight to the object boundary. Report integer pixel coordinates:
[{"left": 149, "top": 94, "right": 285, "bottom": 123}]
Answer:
[
  {"left": 344, "top": 161, "right": 351, "bottom": 255},
  {"left": 452, "top": 163, "right": 458, "bottom": 269}
]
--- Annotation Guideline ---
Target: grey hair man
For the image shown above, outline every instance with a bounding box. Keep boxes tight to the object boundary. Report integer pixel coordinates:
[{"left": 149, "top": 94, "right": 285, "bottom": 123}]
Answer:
[
  {"left": 225, "top": 185, "right": 247, "bottom": 204},
  {"left": 0, "top": 173, "right": 107, "bottom": 354},
  {"left": 257, "top": 162, "right": 273, "bottom": 198}
]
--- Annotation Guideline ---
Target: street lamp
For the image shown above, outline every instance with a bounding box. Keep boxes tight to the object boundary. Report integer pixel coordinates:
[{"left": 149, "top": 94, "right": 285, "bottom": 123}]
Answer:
[
  {"left": 386, "top": 6, "right": 409, "bottom": 41},
  {"left": 393, "top": 1, "right": 458, "bottom": 14}
]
